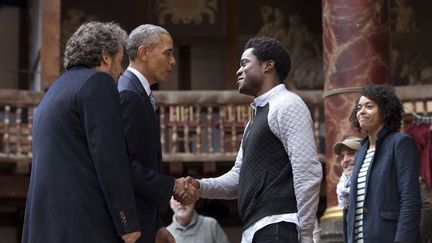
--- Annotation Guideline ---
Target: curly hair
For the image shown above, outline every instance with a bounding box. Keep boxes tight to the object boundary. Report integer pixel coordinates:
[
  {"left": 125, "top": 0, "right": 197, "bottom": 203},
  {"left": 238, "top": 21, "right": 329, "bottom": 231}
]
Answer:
[
  {"left": 349, "top": 84, "right": 403, "bottom": 132},
  {"left": 244, "top": 37, "right": 291, "bottom": 82},
  {"left": 63, "top": 21, "right": 127, "bottom": 69},
  {"left": 126, "top": 24, "right": 170, "bottom": 61}
]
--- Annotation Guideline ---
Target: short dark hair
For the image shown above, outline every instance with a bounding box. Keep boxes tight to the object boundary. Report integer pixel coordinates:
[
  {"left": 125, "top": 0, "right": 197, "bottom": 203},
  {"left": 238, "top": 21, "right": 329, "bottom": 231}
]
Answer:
[
  {"left": 349, "top": 84, "right": 403, "bottom": 132},
  {"left": 63, "top": 21, "right": 127, "bottom": 69},
  {"left": 244, "top": 37, "right": 291, "bottom": 82}
]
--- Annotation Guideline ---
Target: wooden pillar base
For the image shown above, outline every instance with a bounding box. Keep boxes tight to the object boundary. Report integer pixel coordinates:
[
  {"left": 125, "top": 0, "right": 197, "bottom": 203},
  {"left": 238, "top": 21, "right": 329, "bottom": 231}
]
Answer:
[{"left": 319, "top": 206, "right": 344, "bottom": 243}]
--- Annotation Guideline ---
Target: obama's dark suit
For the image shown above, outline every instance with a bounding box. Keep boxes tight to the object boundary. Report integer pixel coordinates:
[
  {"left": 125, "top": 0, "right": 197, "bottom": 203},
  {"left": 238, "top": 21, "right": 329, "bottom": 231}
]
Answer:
[{"left": 118, "top": 70, "right": 175, "bottom": 243}]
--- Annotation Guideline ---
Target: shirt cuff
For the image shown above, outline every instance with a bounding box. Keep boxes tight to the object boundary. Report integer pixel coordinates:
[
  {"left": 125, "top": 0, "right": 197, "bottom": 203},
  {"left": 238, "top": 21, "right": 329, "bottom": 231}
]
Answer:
[{"left": 300, "top": 229, "right": 314, "bottom": 243}]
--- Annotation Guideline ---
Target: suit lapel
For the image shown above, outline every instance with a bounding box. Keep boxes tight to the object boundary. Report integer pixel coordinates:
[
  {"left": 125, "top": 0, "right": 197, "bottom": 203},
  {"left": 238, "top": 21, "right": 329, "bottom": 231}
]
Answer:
[{"left": 121, "top": 70, "right": 158, "bottom": 122}]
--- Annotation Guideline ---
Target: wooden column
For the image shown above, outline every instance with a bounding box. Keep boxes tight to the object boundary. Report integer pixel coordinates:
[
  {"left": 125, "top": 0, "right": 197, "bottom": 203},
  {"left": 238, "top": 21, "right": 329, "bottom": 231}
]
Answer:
[
  {"left": 18, "top": 8, "right": 29, "bottom": 89},
  {"left": 224, "top": 0, "right": 238, "bottom": 89},
  {"left": 320, "top": 0, "right": 391, "bottom": 239},
  {"left": 40, "top": 0, "right": 61, "bottom": 90},
  {"left": 178, "top": 46, "right": 191, "bottom": 90}
]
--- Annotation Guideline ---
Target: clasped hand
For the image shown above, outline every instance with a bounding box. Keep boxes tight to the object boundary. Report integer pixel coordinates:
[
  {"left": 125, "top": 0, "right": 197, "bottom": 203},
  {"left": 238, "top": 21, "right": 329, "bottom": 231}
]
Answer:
[{"left": 172, "top": 176, "right": 200, "bottom": 205}]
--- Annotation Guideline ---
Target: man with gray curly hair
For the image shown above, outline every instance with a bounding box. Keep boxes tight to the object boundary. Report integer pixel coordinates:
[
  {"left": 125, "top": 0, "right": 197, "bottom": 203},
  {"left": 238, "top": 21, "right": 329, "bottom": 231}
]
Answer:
[
  {"left": 63, "top": 21, "right": 127, "bottom": 81},
  {"left": 22, "top": 21, "right": 141, "bottom": 243}
]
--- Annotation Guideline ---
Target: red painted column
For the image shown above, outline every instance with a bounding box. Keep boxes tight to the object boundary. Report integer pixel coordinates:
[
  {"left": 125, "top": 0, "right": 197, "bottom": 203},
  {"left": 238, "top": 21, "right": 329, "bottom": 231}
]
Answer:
[{"left": 322, "top": 0, "right": 391, "bottom": 218}]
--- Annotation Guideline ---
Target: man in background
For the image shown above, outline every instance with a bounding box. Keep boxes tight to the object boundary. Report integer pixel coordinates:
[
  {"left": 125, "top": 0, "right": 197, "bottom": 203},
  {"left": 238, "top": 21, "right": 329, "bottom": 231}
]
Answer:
[
  {"left": 167, "top": 197, "right": 230, "bottom": 243},
  {"left": 335, "top": 136, "right": 362, "bottom": 209},
  {"left": 334, "top": 136, "right": 362, "bottom": 242}
]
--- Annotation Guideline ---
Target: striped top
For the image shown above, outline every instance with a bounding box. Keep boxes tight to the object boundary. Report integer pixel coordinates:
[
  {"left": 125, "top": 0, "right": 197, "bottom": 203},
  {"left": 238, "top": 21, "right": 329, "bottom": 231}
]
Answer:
[{"left": 354, "top": 149, "right": 375, "bottom": 242}]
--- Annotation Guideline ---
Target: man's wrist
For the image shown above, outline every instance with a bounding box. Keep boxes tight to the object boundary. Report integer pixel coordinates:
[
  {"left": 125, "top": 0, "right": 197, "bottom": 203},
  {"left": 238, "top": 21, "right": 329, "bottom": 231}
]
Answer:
[{"left": 173, "top": 177, "right": 183, "bottom": 193}]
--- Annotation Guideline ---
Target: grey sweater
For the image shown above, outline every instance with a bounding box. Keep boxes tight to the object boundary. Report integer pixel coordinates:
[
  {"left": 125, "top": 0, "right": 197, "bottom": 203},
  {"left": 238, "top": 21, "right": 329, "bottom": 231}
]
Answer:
[
  {"left": 238, "top": 103, "right": 297, "bottom": 229},
  {"left": 167, "top": 210, "right": 230, "bottom": 243},
  {"left": 199, "top": 85, "right": 322, "bottom": 242}
]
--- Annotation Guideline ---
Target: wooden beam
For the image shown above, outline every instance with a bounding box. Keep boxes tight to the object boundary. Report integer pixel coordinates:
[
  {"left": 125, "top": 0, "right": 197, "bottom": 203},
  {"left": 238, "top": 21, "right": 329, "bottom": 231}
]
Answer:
[
  {"left": 224, "top": 0, "right": 238, "bottom": 89},
  {"left": 0, "top": 175, "right": 29, "bottom": 203},
  {"left": 154, "top": 89, "right": 324, "bottom": 106},
  {"left": 0, "top": 89, "right": 42, "bottom": 106},
  {"left": 18, "top": 8, "right": 30, "bottom": 89},
  {"left": 178, "top": 46, "right": 191, "bottom": 90},
  {"left": 40, "top": 0, "right": 61, "bottom": 90}
]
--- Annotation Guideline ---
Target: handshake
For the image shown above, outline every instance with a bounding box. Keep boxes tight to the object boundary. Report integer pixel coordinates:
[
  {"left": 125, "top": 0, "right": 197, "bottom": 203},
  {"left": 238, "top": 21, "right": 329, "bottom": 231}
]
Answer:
[{"left": 173, "top": 176, "right": 201, "bottom": 205}]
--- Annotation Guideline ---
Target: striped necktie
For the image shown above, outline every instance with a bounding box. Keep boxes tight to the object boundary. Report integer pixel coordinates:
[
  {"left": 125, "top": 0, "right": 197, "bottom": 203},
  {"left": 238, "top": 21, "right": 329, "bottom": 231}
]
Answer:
[{"left": 149, "top": 91, "right": 156, "bottom": 111}]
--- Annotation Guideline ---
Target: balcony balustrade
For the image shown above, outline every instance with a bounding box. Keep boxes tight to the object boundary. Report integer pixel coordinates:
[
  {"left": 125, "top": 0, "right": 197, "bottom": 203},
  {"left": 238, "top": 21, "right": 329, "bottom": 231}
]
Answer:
[{"left": 0, "top": 85, "right": 431, "bottom": 174}]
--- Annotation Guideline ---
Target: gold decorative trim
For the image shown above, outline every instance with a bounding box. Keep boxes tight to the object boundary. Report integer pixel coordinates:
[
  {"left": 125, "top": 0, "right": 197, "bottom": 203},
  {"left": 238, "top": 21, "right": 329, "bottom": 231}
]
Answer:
[
  {"left": 322, "top": 87, "right": 362, "bottom": 99},
  {"left": 320, "top": 206, "right": 344, "bottom": 221},
  {"left": 157, "top": 0, "right": 218, "bottom": 25}
]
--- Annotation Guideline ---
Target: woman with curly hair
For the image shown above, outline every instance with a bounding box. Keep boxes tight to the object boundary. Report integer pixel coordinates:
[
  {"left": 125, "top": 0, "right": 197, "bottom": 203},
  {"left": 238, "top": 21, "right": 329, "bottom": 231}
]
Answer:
[{"left": 345, "top": 84, "right": 422, "bottom": 243}]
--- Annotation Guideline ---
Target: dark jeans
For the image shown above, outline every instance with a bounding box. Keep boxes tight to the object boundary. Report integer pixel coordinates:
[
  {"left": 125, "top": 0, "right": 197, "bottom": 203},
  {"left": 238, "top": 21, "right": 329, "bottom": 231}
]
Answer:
[{"left": 252, "top": 222, "right": 299, "bottom": 243}]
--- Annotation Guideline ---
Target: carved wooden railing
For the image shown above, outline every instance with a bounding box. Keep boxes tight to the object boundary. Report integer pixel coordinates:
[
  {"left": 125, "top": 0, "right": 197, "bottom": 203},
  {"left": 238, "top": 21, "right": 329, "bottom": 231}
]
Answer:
[
  {"left": 155, "top": 90, "right": 324, "bottom": 165},
  {"left": 0, "top": 90, "right": 42, "bottom": 173},
  {"left": 0, "top": 85, "right": 431, "bottom": 174},
  {"left": 396, "top": 85, "right": 432, "bottom": 117}
]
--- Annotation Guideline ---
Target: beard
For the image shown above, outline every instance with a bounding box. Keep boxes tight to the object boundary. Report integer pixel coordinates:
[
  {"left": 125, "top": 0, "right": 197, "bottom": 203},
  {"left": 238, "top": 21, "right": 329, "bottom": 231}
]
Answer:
[
  {"left": 238, "top": 77, "right": 262, "bottom": 97},
  {"left": 175, "top": 207, "right": 194, "bottom": 219}
]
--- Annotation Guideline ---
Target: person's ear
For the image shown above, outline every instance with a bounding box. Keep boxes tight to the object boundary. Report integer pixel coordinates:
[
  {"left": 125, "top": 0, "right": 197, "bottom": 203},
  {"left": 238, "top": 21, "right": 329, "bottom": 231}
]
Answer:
[
  {"left": 264, "top": 60, "right": 274, "bottom": 72},
  {"left": 101, "top": 50, "right": 111, "bottom": 66},
  {"left": 138, "top": 45, "right": 148, "bottom": 61}
]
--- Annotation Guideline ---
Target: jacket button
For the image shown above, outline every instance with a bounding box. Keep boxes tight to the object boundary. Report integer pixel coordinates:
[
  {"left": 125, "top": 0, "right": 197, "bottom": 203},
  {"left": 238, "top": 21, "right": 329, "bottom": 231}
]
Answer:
[
  {"left": 119, "top": 211, "right": 127, "bottom": 222},
  {"left": 364, "top": 208, "right": 368, "bottom": 214}
]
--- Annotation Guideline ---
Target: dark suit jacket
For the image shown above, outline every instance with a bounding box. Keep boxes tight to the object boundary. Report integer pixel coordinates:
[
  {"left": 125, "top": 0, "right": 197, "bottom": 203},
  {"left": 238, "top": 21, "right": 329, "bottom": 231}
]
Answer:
[
  {"left": 118, "top": 70, "right": 175, "bottom": 243},
  {"left": 22, "top": 67, "right": 140, "bottom": 243},
  {"left": 346, "top": 127, "right": 422, "bottom": 243}
]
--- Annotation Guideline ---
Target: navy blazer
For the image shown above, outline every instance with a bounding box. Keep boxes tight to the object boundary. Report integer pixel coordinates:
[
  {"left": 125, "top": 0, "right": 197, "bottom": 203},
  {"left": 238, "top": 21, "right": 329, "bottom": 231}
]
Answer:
[
  {"left": 22, "top": 67, "right": 140, "bottom": 243},
  {"left": 118, "top": 70, "right": 175, "bottom": 243},
  {"left": 346, "top": 127, "right": 422, "bottom": 243}
]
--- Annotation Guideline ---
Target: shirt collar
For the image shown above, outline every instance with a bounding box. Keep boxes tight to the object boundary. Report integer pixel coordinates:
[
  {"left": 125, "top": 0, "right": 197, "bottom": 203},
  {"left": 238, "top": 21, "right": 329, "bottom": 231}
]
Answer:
[
  {"left": 127, "top": 66, "right": 151, "bottom": 96},
  {"left": 172, "top": 210, "right": 199, "bottom": 231},
  {"left": 251, "top": 84, "right": 286, "bottom": 110}
]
